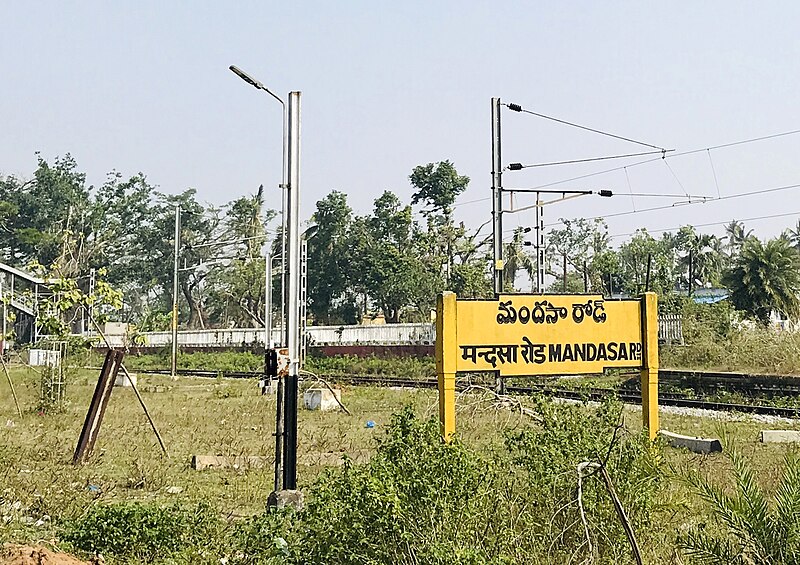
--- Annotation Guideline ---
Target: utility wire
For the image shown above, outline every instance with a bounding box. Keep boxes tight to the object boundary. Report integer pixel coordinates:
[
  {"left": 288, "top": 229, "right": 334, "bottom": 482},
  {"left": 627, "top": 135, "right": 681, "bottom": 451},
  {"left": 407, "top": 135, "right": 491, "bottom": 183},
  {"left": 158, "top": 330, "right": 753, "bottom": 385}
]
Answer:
[
  {"left": 505, "top": 103, "right": 666, "bottom": 150},
  {"left": 452, "top": 127, "right": 800, "bottom": 214},
  {"left": 522, "top": 127, "right": 800, "bottom": 191},
  {"left": 508, "top": 149, "right": 672, "bottom": 170},
  {"left": 662, "top": 159, "right": 690, "bottom": 197},
  {"left": 609, "top": 210, "right": 800, "bottom": 239},
  {"left": 545, "top": 182, "right": 800, "bottom": 227},
  {"left": 707, "top": 149, "right": 722, "bottom": 199}
]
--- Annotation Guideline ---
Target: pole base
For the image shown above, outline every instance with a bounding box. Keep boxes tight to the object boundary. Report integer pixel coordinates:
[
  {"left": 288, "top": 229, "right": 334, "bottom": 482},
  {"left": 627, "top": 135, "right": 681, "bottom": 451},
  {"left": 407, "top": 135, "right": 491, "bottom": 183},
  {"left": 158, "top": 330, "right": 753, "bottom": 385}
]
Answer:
[{"left": 267, "top": 489, "right": 304, "bottom": 511}]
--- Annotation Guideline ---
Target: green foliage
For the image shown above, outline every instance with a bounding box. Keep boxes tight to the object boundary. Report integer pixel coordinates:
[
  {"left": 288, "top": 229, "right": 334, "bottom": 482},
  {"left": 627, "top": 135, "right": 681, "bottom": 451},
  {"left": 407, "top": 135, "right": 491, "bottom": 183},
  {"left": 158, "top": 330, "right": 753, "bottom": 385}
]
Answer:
[
  {"left": 305, "top": 354, "right": 435, "bottom": 380},
  {"left": 63, "top": 501, "right": 224, "bottom": 563},
  {"left": 505, "top": 397, "right": 662, "bottom": 560},
  {"left": 289, "top": 407, "right": 499, "bottom": 564},
  {"left": 227, "top": 508, "right": 293, "bottom": 564},
  {"left": 409, "top": 160, "right": 469, "bottom": 219},
  {"left": 307, "top": 191, "right": 358, "bottom": 324},
  {"left": 616, "top": 229, "right": 679, "bottom": 296},
  {"left": 125, "top": 350, "right": 266, "bottom": 372},
  {"left": 679, "top": 449, "right": 800, "bottom": 564},
  {"left": 722, "top": 236, "right": 800, "bottom": 325}
]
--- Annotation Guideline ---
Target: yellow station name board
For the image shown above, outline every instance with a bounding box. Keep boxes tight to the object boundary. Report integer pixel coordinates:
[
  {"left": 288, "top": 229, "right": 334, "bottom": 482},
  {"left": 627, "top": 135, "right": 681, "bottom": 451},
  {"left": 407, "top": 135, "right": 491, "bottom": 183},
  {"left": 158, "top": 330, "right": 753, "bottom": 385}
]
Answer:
[
  {"left": 455, "top": 294, "right": 643, "bottom": 376},
  {"left": 436, "top": 291, "right": 659, "bottom": 441}
]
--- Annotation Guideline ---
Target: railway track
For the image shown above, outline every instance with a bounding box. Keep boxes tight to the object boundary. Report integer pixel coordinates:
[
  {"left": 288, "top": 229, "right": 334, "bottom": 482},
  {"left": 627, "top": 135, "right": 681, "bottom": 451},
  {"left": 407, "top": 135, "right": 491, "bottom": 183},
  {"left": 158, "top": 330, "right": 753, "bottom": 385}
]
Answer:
[{"left": 139, "top": 367, "right": 800, "bottom": 418}]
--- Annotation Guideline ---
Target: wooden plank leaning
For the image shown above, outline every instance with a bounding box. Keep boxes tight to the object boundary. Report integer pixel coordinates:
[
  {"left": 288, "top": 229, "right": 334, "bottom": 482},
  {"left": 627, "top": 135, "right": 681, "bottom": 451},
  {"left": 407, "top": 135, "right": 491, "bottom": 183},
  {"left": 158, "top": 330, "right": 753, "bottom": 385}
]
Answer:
[{"left": 73, "top": 349, "right": 124, "bottom": 464}]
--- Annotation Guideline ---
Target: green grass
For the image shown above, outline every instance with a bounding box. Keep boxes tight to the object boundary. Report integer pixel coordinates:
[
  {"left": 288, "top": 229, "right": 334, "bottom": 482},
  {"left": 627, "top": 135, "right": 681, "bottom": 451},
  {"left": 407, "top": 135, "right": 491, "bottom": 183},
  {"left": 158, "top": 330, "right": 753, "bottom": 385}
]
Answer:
[{"left": 2, "top": 361, "right": 800, "bottom": 563}]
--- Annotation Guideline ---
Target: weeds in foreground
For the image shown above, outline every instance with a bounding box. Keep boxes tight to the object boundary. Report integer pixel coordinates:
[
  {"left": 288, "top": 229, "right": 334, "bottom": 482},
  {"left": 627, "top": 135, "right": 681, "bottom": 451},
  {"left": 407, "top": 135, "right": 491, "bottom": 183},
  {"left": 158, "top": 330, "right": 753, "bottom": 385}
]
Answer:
[
  {"left": 57, "top": 399, "right": 664, "bottom": 564},
  {"left": 679, "top": 449, "right": 800, "bottom": 564}
]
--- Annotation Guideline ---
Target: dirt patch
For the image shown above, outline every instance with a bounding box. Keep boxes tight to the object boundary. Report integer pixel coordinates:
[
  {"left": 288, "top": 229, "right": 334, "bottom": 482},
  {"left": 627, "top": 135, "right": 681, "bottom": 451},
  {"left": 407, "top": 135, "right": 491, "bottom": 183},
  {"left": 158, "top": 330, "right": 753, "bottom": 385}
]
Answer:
[{"left": 0, "top": 544, "right": 92, "bottom": 565}]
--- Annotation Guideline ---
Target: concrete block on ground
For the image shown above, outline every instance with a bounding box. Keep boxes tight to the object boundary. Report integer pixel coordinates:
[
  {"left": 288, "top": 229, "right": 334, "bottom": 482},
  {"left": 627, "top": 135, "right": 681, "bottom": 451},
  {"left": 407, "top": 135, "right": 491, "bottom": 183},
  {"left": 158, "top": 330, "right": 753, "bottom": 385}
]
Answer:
[
  {"left": 659, "top": 430, "right": 722, "bottom": 454},
  {"left": 303, "top": 387, "right": 342, "bottom": 411},
  {"left": 761, "top": 430, "right": 800, "bottom": 443},
  {"left": 191, "top": 455, "right": 269, "bottom": 471},
  {"left": 114, "top": 372, "right": 137, "bottom": 387},
  {"left": 267, "top": 489, "right": 304, "bottom": 511}
]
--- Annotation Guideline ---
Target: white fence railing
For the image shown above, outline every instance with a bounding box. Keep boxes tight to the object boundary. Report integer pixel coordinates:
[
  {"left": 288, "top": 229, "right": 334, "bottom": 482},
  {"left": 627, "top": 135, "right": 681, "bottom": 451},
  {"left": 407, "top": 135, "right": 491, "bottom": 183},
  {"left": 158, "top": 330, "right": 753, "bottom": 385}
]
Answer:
[
  {"left": 657, "top": 313, "right": 684, "bottom": 345},
  {"left": 101, "top": 317, "right": 679, "bottom": 349}
]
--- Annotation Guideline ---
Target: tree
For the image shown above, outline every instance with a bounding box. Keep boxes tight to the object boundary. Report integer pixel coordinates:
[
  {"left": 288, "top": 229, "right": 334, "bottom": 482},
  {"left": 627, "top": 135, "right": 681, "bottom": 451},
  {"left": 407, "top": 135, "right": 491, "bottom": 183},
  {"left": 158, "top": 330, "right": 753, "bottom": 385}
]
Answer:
[
  {"left": 724, "top": 220, "right": 754, "bottom": 258},
  {"left": 675, "top": 226, "right": 723, "bottom": 291},
  {"left": 0, "top": 154, "right": 91, "bottom": 267},
  {"left": 350, "top": 191, "right": 431, "bottom": 323},
  {"left": 409, "top": 161, "right": 469, "bottom": 220},
  {"left": 205, "top": 186, "right": 277, "bottom": 327},
  {"left": 410, "top": 161, "right": 471, "bottom": 289},
  {"left": 782, "top": 219, "right": 800, "bottom": 251},
  {"left": 616, "top": 230, "right": 679, "bottom": 296},
  {"left": 547, "top": 218, "right": 612, "bottom": 293},
  {"left": 307, "top": 191, "right": 358, "bottom": 324},
  {"left": 134, "top": 190, "right": 221, "bottom": 329},
  {"left": 722, "top": 237, "right": 800, "bottom": 325}
]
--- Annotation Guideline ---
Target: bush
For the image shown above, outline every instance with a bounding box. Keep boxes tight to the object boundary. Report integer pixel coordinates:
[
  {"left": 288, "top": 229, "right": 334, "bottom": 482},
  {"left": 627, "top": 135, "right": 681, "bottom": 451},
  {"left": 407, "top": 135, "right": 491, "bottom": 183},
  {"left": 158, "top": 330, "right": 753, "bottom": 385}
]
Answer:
[
  {"left": 63, "top": 501, "right": 223, "bottom": 563},
  {"left": 504, "top": 396, "right": 662, "bottom": 562},
  {"left": 290, "top": 406, "right": 500, "bottom": 564},
  {"left": 305, "top": 354, "right": 435, "bottom": 380}
]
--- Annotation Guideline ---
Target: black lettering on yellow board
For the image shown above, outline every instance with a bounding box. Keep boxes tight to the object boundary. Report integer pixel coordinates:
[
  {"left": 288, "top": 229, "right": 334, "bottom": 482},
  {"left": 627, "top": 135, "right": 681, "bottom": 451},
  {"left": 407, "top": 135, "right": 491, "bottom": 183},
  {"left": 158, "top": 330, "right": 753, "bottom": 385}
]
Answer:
[{"left": 459, "top": 340, "right": 642, "bottom": 368}]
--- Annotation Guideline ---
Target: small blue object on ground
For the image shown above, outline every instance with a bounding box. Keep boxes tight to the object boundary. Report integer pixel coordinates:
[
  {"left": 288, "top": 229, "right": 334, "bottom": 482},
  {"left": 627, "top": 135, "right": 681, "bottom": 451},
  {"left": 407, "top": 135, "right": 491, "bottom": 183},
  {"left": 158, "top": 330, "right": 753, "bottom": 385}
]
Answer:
[{"left": 365, "top": 420, "right": 376, "bottom": 428}]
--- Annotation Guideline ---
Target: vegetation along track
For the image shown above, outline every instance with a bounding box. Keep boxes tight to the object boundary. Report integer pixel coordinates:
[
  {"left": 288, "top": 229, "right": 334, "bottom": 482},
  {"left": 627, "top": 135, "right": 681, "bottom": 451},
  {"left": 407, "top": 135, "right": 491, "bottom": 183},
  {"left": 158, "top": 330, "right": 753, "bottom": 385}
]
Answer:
[{"left": 139, "top": 367, "right": 800, "bottom": 418}]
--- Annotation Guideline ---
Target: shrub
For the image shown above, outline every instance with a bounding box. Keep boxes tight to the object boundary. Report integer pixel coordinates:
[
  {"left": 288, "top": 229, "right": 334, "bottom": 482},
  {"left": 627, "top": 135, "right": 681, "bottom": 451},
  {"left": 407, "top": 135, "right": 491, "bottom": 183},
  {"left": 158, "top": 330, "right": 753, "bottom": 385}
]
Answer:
[
  {"left": 288, "top": 406, "right": 503, "bottom": 564},
  {"left": 63, "top": 501, "right": 223, "bottom": 563},
  {"left": 504, "top": 396, "right": 663, "bottom": 562}
]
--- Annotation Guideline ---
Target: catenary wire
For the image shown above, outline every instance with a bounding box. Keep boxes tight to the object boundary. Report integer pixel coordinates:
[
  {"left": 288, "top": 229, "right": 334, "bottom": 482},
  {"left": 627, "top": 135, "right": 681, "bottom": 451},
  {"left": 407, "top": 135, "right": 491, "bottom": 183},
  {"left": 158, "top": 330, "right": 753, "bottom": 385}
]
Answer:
[
  {"left": 509, "top": 149, "right": 671, "bottom": 169},
  {"left": 544, "top": 181, "right": 800, "bottom": 227},
  {"left": 452, "top": 128, "right": 800, "bottom": 212},
  {"left": 504, "top": 103, "right": 666, "bottom": 150},
  {"left": 609, "top": 210, "right": 800, "bottom": 239},
  {"left": 518, "top": 128, "right": 800, "bottom": 191}
]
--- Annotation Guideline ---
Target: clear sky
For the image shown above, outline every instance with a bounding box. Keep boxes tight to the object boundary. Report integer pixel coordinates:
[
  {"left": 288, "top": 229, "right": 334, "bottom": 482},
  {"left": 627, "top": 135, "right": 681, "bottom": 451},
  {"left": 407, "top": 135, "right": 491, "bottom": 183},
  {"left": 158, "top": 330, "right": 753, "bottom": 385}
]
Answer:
[{"left": 2, "top": 2, "right": 800, "bottom": 245}]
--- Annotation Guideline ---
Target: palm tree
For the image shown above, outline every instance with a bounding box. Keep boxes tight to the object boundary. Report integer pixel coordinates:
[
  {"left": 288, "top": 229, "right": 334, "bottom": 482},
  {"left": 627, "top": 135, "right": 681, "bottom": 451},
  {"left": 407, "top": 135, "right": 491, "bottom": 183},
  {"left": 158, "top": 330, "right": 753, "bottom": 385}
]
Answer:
[
  {"left": 503, "top": 227, "right": 535, "bottom": 292},
  {"left": 676, "top": 226, "right": 724, "bottom": 290},
  {"left": 679, "top": 449, "right": 800, "bottom": 564},
  {"left": 723, "top": 220, "right": 754, "bottom": 257},
  {"left": 722, "top": 237, "right": 800, "bottom": 325},
  {"left": 782, "top": 219, "right": 800, "bottom": 251}
]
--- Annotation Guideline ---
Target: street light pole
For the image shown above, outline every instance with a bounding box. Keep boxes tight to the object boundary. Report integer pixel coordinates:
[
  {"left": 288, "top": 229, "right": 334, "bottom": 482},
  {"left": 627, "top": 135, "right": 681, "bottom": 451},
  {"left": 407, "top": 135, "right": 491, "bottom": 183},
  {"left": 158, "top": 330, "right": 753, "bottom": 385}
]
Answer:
[
  {"left": 229, "top": 65, "right": 287, "bottom": 346},
  {"left": 265, "top": 245, "right": 272, "bottom": 348},
  {"left": 170, "top": 204, "right": 181, "bottom": 379},
  {"left": 282, "top": 91, "right": 301, "bottom": 491}
]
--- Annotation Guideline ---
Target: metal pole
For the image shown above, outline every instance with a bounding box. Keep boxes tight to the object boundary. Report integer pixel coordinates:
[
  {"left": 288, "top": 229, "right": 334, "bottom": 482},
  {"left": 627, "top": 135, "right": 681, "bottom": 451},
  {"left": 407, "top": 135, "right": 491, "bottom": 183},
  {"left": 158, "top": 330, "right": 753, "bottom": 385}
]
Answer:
[
  {"left": 300, "top": 239, "right": 308, "bottom": 367},
  {"left": 274, "top": 372, "right": 284, "bottom": 491},
  {"left": 280, "top": 107, "right": 288, "bottom": 347},
  {"left": 491, "top": 97, "right": 504, "bottom": 295},
  {"left": 534, "top": 193, "right": 545, "bottom": 293},
  {"left": 282, "top": 91, "right": 301, "bottom": 491},
  {"left": 0, "top": 279, "right": 5, "bottom": 358},
  {"left": 265, "top": 246, "right": 272, "bottom": 348},
  {"left": 170, "top": 204, "right": 181, "bottom": 379}
]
